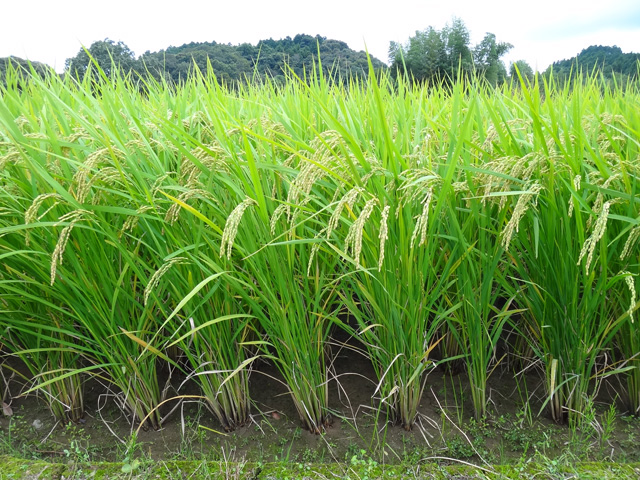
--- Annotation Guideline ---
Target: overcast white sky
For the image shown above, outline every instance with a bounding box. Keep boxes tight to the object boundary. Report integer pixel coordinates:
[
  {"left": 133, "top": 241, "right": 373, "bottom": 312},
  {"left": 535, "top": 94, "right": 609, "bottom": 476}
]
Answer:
[{"left": 1, "top": 0, "right": 639, "bottom": 73}]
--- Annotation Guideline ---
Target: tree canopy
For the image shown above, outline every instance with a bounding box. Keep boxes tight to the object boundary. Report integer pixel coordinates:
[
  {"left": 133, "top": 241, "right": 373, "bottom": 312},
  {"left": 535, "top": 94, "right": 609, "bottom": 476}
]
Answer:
[
  {"left": 545, "top": 45, "right": 640, "bottom": 82},
  {"left": 0, "top": 56, "right": 53, "bottom": 86},
  {"left": 8, "top": 32, "right": 639, "bottom": 91},
  {"left": 65, "top": 39, "right": 138, "bottom": 79},
  {"left": 63, "top": 35, "right": 386, "bottom": 85},
  {"left": 509, "top": 60, "right": 534, "bottom": 83},
  {"left": 389, "top": 18, "right": 512, "bottom": 86}
]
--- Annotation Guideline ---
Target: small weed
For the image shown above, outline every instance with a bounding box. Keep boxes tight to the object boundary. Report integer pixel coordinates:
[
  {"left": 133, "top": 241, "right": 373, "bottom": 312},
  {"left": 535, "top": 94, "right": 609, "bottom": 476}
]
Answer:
[
  {"left": 63, "top": 438, "right": 91, "bottom": 463},
  {"left": 467, "top": 416, "right": 493, "bottom": 439},
  {"left": 301, "top": 447, "right": 319, "bottom": 463},
  {"left": 445, "top": 435, "right": 476, "bottom": 459},
  {"left": 348, "top": 449, "right": 379, "bottom": 480}
]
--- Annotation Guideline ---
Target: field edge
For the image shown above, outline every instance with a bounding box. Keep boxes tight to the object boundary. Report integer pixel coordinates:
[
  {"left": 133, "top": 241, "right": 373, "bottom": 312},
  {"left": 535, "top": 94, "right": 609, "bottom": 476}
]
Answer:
[{"left": 1, "top": 455, "right": 640, "bottom": 479}]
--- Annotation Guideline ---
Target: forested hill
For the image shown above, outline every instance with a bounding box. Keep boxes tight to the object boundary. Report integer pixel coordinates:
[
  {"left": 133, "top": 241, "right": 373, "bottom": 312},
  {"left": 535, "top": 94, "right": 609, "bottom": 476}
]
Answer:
[
  {"left": 0, "top": 56, "right": 53, "bottom": 83},
  {"left": 545, "top": 45, "right": 640, "bottom": 79},
  {"left": 139, "top": 34, "right": 386, "bottom": 83},
  {"left": 59, "top": 35, "right": 386, "bottom": 85}
]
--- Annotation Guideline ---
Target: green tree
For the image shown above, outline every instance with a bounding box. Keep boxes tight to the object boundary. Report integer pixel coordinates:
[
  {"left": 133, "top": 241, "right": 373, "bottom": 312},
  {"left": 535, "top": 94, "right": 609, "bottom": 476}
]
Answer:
[
  {"left": 443, "top": 17, "right": 473, "bottom": 77},
  {"left": 473, "top": 33, "right": 512, "bottom": 86},
  {"left": 390, "top": 25, "right": 453, "bottom": 84},
  {"left": 65, "top": 39, "right": 138, "bottom": 79},
  {"left": 408, "top": 27, "right": 447, "bottom": 83},
  {"left": 389, "top": 18, "right": 511, "bottom": 86},
  {"left": 509, "top": 60, "right": 534, "bottom": 83},
  {"left": 138, "top": 34, "right": 385, "bottom": 85}
]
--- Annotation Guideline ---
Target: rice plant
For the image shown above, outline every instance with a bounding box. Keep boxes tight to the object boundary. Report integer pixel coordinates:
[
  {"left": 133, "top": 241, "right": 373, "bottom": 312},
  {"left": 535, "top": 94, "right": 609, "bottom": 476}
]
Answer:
[
  {"left": 158, "top": 259, "right": 256, "bottom": 432},
  {"left": 328, "top": 171, "right": 461, "bottom": 429},
  {"left": 0, "top": 181, "right": 91, "bottom": 423},
  {"left": 501, "top": 75, "right": 639, "bottom": 424},
  {"left": 218, "top": 171, "right": 341, "bottom": 433},
  {"left": 0, "top": 58, "right": 638, "bottom": 436}
]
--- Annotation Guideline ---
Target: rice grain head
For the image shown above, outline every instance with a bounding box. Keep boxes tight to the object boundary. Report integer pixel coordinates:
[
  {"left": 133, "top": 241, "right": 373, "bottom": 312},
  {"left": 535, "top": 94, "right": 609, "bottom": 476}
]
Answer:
[
  {"left": 567, "top": 175, "right": 581, "bottom": 218},
  {"left": 144, "top": 257, "right": 189, "bottom": 306},
  {"left": 501, "top": 184, "right": 543, "bottom": 251},
  {"left": 286, "top": 131, "right": 346, "bottom": 216},
  {"left": 306, "top": 228, "right": 328, "bottom": 276},
  {"left": 220, "top": 198, "right": 257, "bottom": 260},
  {"left": 378, "top": 204, "right": 391, "bottom": 271},
  {"left": 410, "top": 188, "right": 433, "bottom": 249},
  {"left": 345, "top": 198, "right": 377, "bottom": 268},
  {"left": 0, "top": 149, "right": 21, "bottom": 169},
  {"left": 76, "top": 167, "right": 124, "bottom": 204},
  {"left": 50, "top": 210, "right": 94, "bottom": 285},
  {"left": 620, "top": 226, "right": 640, "bottom": 261},
  {"left": 622, "top": 272, "right": 637, "bottom": 323},
  {"left": 587, "top": 174, "right": 620, "bottom": 230},
  {"left": 120, "top": 205, "right": 154, "bottom": 239},
  {"left": 578, "top": 200, "right": 613, "bottom": 274},
  {"left": 327, "top": 187, "right": 363, "bottom": 239},
  {"left": 25, "top": 193, "right": 64, "bottom": 246},
  {"left": 270, "top": 204, "right": 288, "bottom": 236},
  {"left": 151, "top": 173, "right": 177, "bottom": 198},
  {"left": 72, "top": 147, "right": 123, "bottom": 202},
  {"left": 25, "top": 193, "right": 63, "bottom": 224}
]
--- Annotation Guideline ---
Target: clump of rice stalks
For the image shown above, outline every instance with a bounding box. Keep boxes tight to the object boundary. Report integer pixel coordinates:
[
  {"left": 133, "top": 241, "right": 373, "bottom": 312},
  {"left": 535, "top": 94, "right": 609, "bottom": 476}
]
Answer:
[
  {"left": 443, "top": 182, "right": 517, "bottom": 420},
  {"left": 330, "top": 169, "right": 454, "bottom": 429},
  {"left": 232, "top": 197, "right": 339, "bottom": 434},
  {"left": 1, "top": 196, "right": 92, "bottom": 423},
  {"left": 157, "top": 258, "right": 257, "bottom": 432},
  {"left": 506, "top": 170, "right": 631, "bottom": 424},
  {"left": 2, "top": 308, "right": 88, "bottom": 424}
]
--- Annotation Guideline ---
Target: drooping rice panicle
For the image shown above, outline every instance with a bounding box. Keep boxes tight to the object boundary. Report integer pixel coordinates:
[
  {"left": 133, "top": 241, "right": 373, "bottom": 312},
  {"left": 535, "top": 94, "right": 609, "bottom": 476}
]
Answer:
[
  {"left": 220, "top": 198, "right": 257, "bottom": 259},
  {"left": 578, "top": 200, "right": 613, "bottom": 274},
  {"left": 623, "top": 273, "right": 637, "bottom": 324},
  {"left": 501, "top": 183, "right": 543, "bottom": 251},
  {"left": 620, "top": 226, "right": 640, "bottom": 261},
  {"left": 50, "top": 209, "right": 94, "bottom": 285},
  {"left": 378, "top": 204, "right": 390, "bottom": 271},
  {"left": 344, "top": 198, "right": 377, "bottom": 268},
  {"left": 144, "top": 257, "right": 189, "bottom": 306},
  {"left": 567, "top": 174, "right": 581, "bottom": 218},
  {"left": 409, "top": 188, "right": 433, "bottom": 249}
]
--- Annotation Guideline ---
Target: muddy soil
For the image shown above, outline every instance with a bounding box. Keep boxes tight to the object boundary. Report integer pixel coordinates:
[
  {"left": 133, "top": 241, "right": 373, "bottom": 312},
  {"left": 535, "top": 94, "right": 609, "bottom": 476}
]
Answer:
[{"left": 1, "top": 338, "right": 639, "bottom": 466}]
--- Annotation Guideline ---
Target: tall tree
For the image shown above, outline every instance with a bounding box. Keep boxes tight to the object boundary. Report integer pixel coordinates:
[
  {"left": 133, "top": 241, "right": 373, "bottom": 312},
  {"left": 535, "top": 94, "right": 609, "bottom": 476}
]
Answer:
[
  {"left": 389, "top": 18, "right": 511, "bottom": 86},
  {"left": 473, "top": 33, "right": 513, "bottom": 86},
  {"left": 443, "top": 17, "right": 473, "bottom": 77}
]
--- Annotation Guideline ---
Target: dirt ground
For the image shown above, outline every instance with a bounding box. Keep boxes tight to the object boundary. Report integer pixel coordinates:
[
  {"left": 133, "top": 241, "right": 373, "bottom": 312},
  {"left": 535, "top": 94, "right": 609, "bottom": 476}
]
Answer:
[{"left": 1, "top": 336, "right": 640, "bottom": 467}]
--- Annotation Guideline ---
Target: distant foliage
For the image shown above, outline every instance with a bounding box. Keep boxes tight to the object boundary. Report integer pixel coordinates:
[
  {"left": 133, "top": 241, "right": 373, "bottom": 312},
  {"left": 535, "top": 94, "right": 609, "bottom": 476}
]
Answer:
[
  {"left": 65, "top": 39, "right": 138, "bottom": 79},
  {"left": 63, "top": 35, "right": 386, "bottom": 85},
  {"left": 389, "top": 18, "right": 512, "bottom": 86},
  {"left": 509, "top": 60, "right": 535, "bottom": 83},
  {"left": 545, "top": 45, "right": 640, "bottom": 84},
  {"left": 0, "top": 57, "right": 53, "bottom": 86}
]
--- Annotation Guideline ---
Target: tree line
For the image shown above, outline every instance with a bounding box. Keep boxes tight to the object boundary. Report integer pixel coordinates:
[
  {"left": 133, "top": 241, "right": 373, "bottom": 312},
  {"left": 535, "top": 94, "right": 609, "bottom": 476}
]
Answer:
[
  {"left": 388, "top": 17, "right": 515, "bottom": 86},
  {"left": 544, "top": 45, "right": 640, "bottom": 84},
  {"left": 1, "top": 19, "right": 638, "bottom": 88},
  {"left": 63, "top": 34, "right": 386, "bottom": 85}
]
